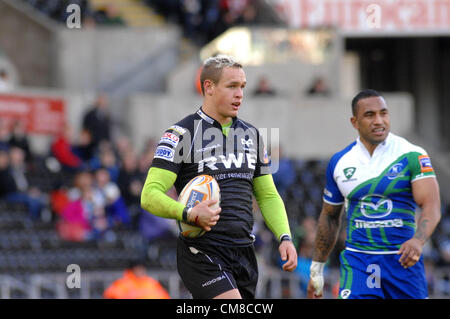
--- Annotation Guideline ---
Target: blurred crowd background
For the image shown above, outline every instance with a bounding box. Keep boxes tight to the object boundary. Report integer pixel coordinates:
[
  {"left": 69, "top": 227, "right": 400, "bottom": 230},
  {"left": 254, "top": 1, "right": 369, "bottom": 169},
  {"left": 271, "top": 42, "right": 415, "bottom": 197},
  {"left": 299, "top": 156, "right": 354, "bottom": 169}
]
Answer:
[{"left": 0, "top": 0, "right": 449, "bottom": 299}]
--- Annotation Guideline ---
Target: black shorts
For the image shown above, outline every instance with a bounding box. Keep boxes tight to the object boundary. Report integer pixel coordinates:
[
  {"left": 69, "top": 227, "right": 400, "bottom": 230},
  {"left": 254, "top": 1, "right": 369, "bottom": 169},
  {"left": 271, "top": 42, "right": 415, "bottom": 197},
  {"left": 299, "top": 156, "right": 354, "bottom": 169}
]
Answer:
[{"left": 177, "top": 236, "right": 258, "bottom": 299}]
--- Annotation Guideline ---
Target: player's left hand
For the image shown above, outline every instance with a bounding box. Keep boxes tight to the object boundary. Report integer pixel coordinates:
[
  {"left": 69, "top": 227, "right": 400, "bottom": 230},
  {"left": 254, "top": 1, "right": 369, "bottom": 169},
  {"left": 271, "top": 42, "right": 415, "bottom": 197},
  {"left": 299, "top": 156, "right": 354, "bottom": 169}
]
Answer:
[
  {"left": 397, "top": 238, "right": 423, "bottom": 269},
  {"left": 279, "top": 241, "right": 297, "bottom": 272}
]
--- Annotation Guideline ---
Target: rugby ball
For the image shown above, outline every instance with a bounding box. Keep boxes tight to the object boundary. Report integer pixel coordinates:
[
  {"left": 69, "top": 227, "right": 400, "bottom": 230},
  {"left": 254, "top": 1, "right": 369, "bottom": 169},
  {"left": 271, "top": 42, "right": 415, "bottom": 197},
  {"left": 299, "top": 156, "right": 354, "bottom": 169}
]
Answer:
[{"left": 177, "top": 175, "right": 220, "bottom": 238}]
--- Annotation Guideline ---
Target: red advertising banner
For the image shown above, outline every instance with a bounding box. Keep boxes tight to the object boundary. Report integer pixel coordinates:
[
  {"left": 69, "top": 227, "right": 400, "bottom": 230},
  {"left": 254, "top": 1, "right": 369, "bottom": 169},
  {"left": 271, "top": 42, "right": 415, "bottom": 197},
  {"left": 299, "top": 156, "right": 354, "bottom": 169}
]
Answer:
[
  {"left": 0, "top": 94, "right": 65, "bottom": 135},
  {"left": 272, "top": 0, "right": 450, "bottom": 34}
]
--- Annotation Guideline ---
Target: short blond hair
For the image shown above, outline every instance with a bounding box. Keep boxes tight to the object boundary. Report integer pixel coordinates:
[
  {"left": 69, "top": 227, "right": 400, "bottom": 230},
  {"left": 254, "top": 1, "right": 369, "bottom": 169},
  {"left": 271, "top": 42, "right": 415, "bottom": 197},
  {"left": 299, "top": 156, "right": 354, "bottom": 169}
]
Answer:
[{"left": 200, "top": 55, "right": 243, "bottom": 95}]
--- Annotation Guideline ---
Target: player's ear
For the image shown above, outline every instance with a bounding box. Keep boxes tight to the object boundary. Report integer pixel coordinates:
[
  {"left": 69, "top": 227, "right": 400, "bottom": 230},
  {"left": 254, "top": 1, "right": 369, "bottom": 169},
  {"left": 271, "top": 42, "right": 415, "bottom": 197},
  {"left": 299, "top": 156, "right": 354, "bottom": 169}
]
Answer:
[
  {"left": 203, "top": 79, "right": 215, "bottom": 96},
  {"left": 350, "top": 116, "right": 358, "bottom": 129}
]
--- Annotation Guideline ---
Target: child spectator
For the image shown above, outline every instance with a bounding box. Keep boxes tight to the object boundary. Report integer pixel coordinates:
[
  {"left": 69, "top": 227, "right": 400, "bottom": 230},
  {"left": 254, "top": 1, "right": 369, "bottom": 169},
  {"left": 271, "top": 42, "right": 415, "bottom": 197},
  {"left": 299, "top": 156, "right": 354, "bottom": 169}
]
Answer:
[
  {"left": 94, "top": 167, "right": 131, "bottom": 228},
  {"left": 58, "top": 170, "right": 108, "bottom": 241}
]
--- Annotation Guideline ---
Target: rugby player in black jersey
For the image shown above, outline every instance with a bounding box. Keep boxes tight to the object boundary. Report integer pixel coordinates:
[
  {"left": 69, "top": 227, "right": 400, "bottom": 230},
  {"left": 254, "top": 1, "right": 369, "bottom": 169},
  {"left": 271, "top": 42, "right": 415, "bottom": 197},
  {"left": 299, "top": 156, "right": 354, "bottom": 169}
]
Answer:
[{"left": 141, "top": 55, "right": 297, "bottom": 299}]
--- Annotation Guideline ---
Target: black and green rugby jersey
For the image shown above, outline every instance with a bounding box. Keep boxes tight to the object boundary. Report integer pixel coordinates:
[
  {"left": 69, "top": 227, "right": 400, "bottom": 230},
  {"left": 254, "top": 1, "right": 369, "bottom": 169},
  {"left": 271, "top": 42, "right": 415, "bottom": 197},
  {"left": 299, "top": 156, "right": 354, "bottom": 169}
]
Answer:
[{"left": 151, "top": 107, "right": 270, "bottom": 246}]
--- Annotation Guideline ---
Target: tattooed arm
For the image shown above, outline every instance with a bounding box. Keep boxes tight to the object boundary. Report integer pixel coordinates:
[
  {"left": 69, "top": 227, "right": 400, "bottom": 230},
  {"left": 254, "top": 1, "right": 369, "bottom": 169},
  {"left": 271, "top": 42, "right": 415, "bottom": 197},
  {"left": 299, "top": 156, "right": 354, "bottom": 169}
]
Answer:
[
  {"left": 307, "top": 202, "right": 343, "bottom": 298},
  {"left": 398, "top": 177, "right": 441, "bottom": 268},
  {"left": 312, "top": 202, "right": 344, "bottom": 262}
]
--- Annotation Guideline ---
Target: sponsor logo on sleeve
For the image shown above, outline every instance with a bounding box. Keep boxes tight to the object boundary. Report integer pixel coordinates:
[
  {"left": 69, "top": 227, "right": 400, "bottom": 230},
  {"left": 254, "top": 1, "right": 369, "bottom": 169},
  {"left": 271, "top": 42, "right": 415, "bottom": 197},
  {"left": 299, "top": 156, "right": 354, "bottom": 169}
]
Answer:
[
  {"left": 418, "top": 155, "right": 433, "bottom": 173},
  {"left": 154, "top": 146, "right": 175, "bottom": 162},
  {"left": 168, "top": 125, "right": 186, "bottom": 135},
  {"left": 324, "top": 188, "right": 332, "bottom": 198},
  {"left": 160, "top": 132, "right": 179, "bottom": 147}
]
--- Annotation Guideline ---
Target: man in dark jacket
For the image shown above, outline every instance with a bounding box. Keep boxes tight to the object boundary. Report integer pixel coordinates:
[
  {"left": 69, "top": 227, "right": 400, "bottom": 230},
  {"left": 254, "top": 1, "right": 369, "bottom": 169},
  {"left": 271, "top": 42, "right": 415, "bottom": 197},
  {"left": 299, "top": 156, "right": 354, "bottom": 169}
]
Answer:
[{"left": 82, "top": 93, "right": 112, "bottom": 150}]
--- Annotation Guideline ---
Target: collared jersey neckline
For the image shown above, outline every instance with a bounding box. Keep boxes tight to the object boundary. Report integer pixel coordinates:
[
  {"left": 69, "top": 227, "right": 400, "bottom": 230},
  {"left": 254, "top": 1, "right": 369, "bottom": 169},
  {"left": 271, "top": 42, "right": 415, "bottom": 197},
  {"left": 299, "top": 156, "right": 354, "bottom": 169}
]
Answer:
[
  {"left": 356, "top": 133, "right": 391, "bottom": 162},
  {"left": 197, "top": 107, "right": 238, "bottom": 131}
]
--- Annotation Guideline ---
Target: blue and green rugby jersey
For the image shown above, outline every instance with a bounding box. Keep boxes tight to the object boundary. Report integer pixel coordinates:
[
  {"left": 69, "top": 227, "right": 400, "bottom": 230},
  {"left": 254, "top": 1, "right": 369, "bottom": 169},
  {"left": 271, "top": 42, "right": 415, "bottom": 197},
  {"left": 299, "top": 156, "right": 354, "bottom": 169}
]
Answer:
[{"left": 323, "top": 133, "right": 436, "bottom": 253}]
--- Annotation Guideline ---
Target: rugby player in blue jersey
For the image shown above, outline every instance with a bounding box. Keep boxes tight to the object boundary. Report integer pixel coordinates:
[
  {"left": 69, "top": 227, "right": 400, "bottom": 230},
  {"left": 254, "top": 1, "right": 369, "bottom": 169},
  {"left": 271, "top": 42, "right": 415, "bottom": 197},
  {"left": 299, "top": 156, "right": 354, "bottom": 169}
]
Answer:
[
  {"left": 307, "top": 89, "right": 441, "bottom": 299},
  {"left": 141, "top": 55, "right": 297, "bottom": 299}
]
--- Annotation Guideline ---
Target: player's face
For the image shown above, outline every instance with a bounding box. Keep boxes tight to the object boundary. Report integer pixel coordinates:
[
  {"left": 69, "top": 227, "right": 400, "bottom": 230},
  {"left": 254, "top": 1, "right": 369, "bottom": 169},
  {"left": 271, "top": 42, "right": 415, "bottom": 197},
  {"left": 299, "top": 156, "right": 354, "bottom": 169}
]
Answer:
[
  {"left": 209, "top": 67, "right": 246, "bottom": 124},
  {"left": 351, "top": 96, "right": 390, "bottom": 147}
]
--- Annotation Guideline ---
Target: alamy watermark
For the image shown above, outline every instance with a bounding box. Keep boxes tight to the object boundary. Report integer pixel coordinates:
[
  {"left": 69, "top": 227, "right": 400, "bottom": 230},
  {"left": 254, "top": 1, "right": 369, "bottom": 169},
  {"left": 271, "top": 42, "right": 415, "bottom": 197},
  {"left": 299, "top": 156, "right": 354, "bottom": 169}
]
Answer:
[
  {"left": 366, "top": 4, "right": 382, "bottom": 29},
  {"left": 154, "top": 122, "right": 280, "bottom": 175},
  {"left": 366, "top": 263, "right": 381, "bottom": 289},
  {"left": 66, "top": 4, "right": 81, "bottom": 29},
  {"left": 66, "top": 264, "right": 81, "bottom": 289}
]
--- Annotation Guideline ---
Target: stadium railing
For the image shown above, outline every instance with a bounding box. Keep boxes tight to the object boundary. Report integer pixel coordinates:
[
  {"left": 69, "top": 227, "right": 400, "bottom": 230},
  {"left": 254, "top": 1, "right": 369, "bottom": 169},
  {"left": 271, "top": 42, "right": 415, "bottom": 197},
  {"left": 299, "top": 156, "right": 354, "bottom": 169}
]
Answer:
[{"left": 0, "top": 266, "right": 448, "bottom": 299}]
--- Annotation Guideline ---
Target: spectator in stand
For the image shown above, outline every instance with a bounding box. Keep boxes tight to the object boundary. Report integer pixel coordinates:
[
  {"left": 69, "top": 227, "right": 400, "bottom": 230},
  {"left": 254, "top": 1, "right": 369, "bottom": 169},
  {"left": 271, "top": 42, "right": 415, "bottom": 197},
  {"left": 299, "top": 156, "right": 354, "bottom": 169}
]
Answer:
[
  {"left": 135, "top": 137, "right": 175, "bottom": 240},
  {"left": 0, "top": 119, "right": 10, "bottom": 150},
  {"left": 271, "top": 146, "right": 296, "bottom": 200},
  {"left": 51, "top": 124, "right": 84, "bottom": 171},
  {"left": 138, "top": 207, "right": 177, "bottom": 243},
  {"left": 90, "top": 141, "right": 120, "bottom": 183},
  {"left": 0, "top": 148, "right": 15, "bottom": 193},
  {"left": 8, "top": 120, "right": 32, "bottom": 164},
  {"left": 179, "top": 0, "right": 202, "bottom": 41},
  {"left": 436, "top": 208, "right": 450, "bottom": 266},
  {"left": 253, "top": 75, "right": 277, "bottom": 96},
  {"left": 114, "top": 135, "right": 134, "bottom": 159},
  {"left": 117, "top": 149, "right": 147, "bottom": 227},
  {"left": 306, "top": 77, "right": 330, "bottom": 96},
  {"left": 146, "top": 0, "right": 182, "bottom": 23},
  {"left": 118, "top": 152, "right": 143, "bottom": 209},
  {"left": 9, "top": 146, "right": 30, "bottom": 193},
  {"left": 31, "top": 0, "right": 64, "bottom": 21},
  {"left": 0, "top": 147, "right": 44, "bottom": 220},
  {"left": 289, "top": 217, "right": 327, "bottom": 295},
  {"left": 49, "top": 182, "right": 70, "bottom": 218},
  {"left": 218, "top": 0, "right": 252, "bottom": 31},
  {"left": 438, "top": 239, "right": 450, "bottom": 265},
  {"left": 145, "top": 0, "right": 258, "bottom": 46},
  {"left": 235, "top": 3, "right": 257, "bottom": 25},
  {"left": 0, "top": 69, "right": 13, "bottom": 92},
  {"left": 137, "top": 138, "right": 158, "bottom": 179},
  {"left": 58, "top": 170, "right": 108, "bottom": 241},
  {"left": 136, "top": 136, "right": 178, "bottom": 240},
  {"left": 93, "top": 4, "right": 126, "bottom": 25},
  {"left": 104, "top": 260, "right": 171, "bottom": 299},
  {"left": 9, "top": 146, "right": 48, "bottom": 216},
  {"left": 72, "top": 128, "right": 96, "bottom": 164},
  {"left": 94, "top": 167, "right": 131, "bottom": 228},
  {"left": 82, "top": 93, "right": 112, "bottom": 152},
  {"left": 198, "top": 0, "right": 221, "bottom": 44}
]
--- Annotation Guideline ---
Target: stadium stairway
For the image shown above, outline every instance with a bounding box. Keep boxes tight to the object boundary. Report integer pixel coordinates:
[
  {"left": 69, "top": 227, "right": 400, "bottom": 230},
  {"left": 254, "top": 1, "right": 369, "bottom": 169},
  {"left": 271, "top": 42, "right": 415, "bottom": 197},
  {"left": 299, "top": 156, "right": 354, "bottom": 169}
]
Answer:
[{"left": 89, "top": 0, "right": 164, "bottom": 27}]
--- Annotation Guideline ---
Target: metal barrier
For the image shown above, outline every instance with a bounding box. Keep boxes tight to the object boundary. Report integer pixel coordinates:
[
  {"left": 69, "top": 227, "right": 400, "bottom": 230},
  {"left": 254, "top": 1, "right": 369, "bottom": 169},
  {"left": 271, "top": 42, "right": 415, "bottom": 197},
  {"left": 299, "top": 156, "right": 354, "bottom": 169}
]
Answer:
[{"left": 1, "top": 267, "right": 448, "bottom": 299}]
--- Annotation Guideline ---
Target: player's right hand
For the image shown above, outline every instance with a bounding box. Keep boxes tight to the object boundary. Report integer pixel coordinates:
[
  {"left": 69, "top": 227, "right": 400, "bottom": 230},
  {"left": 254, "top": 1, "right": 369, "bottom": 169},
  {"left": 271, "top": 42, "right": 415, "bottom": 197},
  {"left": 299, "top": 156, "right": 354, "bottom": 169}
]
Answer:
[
  {"left": 307, "top": 261, "right": 325, "bottom": 298},
  {"left": 188, "top": 199, "right": 221, "bottom": 231},
  {"left": 307, "top": 279, "right": 322, "bottom": 299},
  {"left": 397, "top": 237, "right": 422, "bottom": 268}
]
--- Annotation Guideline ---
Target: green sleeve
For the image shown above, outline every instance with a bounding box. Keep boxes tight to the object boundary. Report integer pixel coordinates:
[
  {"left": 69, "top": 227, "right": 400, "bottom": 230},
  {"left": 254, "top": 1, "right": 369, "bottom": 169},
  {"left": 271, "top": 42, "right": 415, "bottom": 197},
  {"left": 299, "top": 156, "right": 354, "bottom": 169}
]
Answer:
[
  {"left": 140, "top": 167, "right": 185, "bottom": 220},
  {"left": 253, "top": 174, "right": 292, "bottom": 241}
]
